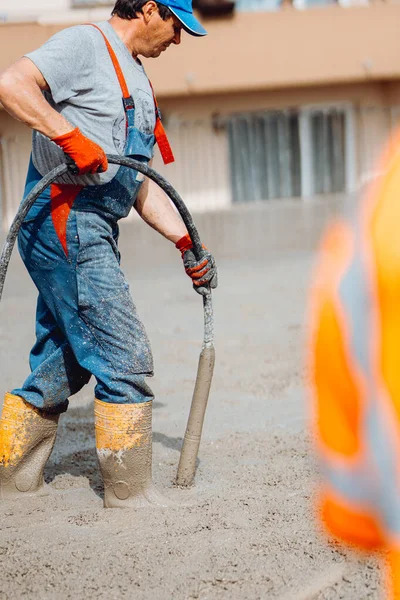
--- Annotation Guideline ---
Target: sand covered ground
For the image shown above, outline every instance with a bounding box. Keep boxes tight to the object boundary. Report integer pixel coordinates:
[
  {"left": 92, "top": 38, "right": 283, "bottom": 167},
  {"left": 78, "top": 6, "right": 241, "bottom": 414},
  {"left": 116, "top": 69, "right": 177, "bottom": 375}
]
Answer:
[{"left": 0, "top": 202, "right": 384, "bottom": 599}]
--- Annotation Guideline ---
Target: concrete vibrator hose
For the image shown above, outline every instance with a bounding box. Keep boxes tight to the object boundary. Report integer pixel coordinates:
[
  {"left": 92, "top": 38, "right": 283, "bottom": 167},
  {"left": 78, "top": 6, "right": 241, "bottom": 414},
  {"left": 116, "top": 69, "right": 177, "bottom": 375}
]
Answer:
[{"left": 0, "top": 154, "right": 215, "bottom": 488}]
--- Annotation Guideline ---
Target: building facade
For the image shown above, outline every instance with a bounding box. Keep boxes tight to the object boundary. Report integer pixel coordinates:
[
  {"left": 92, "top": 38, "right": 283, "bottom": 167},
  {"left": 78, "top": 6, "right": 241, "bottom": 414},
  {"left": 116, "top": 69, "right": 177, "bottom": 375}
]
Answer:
[{"left": 0, "top": 0, "right": 400, "bottom": 228}]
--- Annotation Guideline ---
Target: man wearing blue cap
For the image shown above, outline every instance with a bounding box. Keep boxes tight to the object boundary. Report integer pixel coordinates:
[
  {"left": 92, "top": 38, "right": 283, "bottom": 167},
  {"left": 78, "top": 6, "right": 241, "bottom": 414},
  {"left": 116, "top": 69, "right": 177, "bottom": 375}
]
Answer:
[{"left": 0, "top": 0, "right": 216, "bottom": 507}]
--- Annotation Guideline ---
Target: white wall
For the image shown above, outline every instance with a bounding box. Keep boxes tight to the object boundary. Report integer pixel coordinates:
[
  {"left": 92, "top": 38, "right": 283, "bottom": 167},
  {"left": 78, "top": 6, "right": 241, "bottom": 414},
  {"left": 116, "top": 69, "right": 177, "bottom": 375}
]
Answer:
[
  {"left": 0, "top": 0, "right": 113, "bottom": 22},
  {"left": 0, "top": 0, "right": 69, "bottom": 15},
  {"left": 152, "top": 118, "right": 231, "bottom": 213}
]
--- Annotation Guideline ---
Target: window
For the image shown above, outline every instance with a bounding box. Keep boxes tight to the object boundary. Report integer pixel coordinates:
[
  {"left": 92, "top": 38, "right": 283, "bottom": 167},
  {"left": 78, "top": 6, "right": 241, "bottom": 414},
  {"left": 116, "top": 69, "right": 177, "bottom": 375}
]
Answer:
[
  {"left": 235, "top": 0, "right": 281, "bottom": 12},
  {"left": 311, "top": 109, "right": 345, "bottom": 194},
  {"left": 293, "top": 0, "right": 337, "bottom": 8},
  {"left": 301, "top": 105, "right": 353, "bottom": 197},
  {"left": 228, "top": 111, "right": 301, "bottom": 203},
  {"left": 227, "top": 105, "right": 354, "bottom": 203}
]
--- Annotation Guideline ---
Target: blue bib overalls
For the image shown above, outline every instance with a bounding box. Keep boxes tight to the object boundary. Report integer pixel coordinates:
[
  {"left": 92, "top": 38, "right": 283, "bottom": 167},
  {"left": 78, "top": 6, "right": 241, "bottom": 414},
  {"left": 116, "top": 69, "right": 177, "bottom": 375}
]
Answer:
[{"left": 12, "top": 27, "right": 162, "bottom": 414}]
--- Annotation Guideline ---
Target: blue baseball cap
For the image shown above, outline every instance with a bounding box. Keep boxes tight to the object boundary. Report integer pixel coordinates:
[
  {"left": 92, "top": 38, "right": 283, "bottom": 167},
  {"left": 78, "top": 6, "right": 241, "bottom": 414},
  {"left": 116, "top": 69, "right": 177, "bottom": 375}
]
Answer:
[{"left": 157, "top": 0, "right": 207, "bottom": 37}]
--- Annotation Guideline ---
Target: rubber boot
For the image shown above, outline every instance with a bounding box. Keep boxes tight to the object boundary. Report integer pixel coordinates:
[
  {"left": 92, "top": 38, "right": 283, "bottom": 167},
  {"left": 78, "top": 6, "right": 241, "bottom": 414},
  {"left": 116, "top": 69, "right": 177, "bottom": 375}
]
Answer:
[
  {"left": 94, "top": 399, "right": 168, "bottom": 508},
  {"left": 0, "top": 392, "right": 59, "bottom": 500}
]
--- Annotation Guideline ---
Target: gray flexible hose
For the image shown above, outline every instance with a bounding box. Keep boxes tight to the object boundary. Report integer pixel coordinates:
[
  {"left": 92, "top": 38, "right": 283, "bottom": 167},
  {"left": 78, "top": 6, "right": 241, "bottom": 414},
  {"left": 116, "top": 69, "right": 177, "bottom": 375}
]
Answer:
[
  {"left": 0, "top": 156, "right": 214, "bottom": 347},
  {"left": 0, "top": 155, "right": 214, "bottom": 486}
]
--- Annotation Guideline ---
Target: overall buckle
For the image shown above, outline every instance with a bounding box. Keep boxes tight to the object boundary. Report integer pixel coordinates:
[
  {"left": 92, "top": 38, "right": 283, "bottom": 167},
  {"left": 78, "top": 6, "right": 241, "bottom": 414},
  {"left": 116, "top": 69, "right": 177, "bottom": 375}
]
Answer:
[{"left": 123, "top": 96, "right": 135, "bottom": 111}]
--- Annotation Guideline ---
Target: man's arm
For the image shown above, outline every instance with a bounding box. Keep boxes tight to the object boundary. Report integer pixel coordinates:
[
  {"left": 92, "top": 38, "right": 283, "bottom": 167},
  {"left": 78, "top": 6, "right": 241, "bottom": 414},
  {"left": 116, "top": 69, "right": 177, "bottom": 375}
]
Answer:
[
  {"left": 135, "top": 167, "right": 218, "bottom": 294},
  {"left": 134, "top": 168, "right": 187, "bottom": 243},
  {"left": 0, "top": 57, "right": 73, "bottom": 138},
  {"left": 0, "top": 57, "right": 107, "bottom": 174}
]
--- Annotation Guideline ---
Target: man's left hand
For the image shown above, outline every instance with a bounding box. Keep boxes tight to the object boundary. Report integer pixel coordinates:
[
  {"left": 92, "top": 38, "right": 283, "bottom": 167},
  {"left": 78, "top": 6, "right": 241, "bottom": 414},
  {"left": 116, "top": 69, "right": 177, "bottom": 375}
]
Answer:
[{"left": 176, "top": 234, "right": 218, "bottom": 296}]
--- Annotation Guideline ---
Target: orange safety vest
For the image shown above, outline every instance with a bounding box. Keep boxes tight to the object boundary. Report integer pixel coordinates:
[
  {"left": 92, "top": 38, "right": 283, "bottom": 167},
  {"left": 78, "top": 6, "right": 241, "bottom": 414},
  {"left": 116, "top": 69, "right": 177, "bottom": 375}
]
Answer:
[{"left": 309, "top": 127, "right": 400, "bottom": 599}]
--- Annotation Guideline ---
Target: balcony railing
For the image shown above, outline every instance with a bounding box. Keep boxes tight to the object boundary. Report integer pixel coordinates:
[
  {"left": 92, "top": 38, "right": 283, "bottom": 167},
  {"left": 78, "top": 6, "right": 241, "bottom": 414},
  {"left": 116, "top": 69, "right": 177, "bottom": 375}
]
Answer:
[
  {"left": 71, "top": 0, "right": 349, "bottom": 11},
  {"left": 71, "top": 0, "right": 113, "bottom": 6}
]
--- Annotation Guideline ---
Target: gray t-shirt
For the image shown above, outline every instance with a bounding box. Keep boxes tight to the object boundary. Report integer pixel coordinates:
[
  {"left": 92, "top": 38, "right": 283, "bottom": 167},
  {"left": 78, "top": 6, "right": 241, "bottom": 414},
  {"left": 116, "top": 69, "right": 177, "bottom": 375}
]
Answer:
[{"left": 26, "top": 21, "right": 156, "bottom": 185}]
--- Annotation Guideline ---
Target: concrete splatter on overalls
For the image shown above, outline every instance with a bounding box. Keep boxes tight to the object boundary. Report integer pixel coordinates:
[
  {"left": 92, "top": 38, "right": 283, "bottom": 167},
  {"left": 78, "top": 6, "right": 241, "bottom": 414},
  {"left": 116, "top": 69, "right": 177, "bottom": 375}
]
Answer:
[
  {"left": 0, "top": 26, "right": 175, "bottom": 507},
  {"left": 14, "top": 26, "right": 161, "bottom": 413}
]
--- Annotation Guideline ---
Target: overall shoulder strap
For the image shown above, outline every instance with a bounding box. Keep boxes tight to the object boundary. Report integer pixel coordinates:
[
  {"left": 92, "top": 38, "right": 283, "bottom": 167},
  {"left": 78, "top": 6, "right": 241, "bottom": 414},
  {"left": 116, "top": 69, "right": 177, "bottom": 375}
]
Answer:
[
  {"left": 86, "top": 24, "right": 175, "bottom": 165},
  {"left": 88, "top": 24, "right": 131, "bottom": 102},
  {"left": 147, "top": 80, "right": 175, "bottom": 165}
]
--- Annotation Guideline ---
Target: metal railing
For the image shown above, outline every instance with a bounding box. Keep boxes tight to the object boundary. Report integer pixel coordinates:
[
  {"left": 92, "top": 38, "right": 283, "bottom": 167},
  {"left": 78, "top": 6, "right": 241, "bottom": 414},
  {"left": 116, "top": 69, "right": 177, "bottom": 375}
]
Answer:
[{"left": 71, "top": 0, "right": 113, "bottom": 6}]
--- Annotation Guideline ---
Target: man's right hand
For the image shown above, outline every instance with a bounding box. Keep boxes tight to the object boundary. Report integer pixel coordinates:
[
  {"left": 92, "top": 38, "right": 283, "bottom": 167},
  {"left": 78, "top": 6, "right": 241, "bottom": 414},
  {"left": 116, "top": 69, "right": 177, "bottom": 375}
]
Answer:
[
  {"left": 176, "top": 234, "right": 218, "bottom": 296},
  {"left": 52, "top": 127, "right": 108, "bottom": 175}
]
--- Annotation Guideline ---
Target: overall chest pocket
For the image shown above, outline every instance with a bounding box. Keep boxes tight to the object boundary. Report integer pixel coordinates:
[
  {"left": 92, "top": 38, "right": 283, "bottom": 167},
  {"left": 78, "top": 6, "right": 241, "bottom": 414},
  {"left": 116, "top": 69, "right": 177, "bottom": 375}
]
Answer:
[{"left": 125, "top": 128, "right": 154, "bottom": 162}]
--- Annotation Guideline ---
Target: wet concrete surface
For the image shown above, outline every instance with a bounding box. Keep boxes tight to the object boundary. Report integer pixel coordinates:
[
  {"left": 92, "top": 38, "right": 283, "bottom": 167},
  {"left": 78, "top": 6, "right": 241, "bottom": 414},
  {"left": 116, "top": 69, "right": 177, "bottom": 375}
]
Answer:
[{"left": 0, "top": 199, "right": 384, "bottom": 599}]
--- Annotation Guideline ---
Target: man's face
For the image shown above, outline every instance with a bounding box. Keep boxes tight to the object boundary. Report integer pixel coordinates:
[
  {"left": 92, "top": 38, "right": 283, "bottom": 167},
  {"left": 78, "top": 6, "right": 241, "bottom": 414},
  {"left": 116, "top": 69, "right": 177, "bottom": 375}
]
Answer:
[{"left": 142, "top": 8, "right": 182, "bottom": 58}]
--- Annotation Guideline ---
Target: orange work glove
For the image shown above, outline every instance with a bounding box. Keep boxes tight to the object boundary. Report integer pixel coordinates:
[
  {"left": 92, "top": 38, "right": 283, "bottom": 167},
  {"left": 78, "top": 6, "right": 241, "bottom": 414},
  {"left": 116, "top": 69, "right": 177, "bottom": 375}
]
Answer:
[
  {"left": 176, "top": 234, "right": 218, "bottom": 296},
  {"left": 52, "top": 127, "right": 108, "bottom": 175}
]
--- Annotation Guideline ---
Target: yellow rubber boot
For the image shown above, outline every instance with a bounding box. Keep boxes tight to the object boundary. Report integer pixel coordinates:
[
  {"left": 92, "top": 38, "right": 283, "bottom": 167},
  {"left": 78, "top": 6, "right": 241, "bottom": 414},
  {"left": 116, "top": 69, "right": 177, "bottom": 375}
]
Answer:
[
  {"left": 0, "top": 392, "right": 59, "bottom": 500},
  {"left": 94, "top": 399, "right": 168, "bottom": 508}
]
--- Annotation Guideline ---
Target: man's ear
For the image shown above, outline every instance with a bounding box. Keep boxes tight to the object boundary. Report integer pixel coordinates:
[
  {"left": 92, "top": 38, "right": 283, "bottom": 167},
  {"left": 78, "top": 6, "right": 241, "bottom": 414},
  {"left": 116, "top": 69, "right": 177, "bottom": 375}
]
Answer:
[{"left": 142, "top": 0, "right": 159, "bottom": 22}]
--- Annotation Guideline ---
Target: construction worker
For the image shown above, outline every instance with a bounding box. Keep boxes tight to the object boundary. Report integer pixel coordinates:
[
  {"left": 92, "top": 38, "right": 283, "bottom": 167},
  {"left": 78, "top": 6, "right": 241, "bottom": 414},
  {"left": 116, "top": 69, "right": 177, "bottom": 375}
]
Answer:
[
  {"left": 308, "top": 129, "right": 400, "bottom": 597},
  {"left": 0, "top": 0, "right": 217, "bottom": 507}
]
